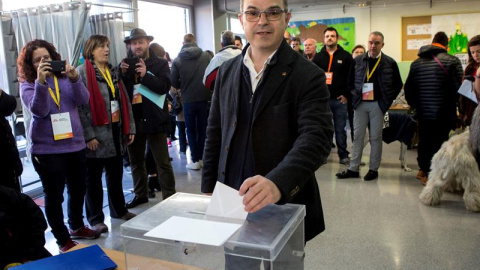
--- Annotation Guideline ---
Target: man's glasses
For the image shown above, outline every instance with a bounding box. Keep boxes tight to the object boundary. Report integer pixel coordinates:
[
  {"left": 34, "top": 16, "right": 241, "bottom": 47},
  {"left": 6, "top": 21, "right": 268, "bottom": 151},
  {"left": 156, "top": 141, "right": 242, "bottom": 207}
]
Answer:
[{"left": 243, "top": 8, "right": 288, "bottom": 22}]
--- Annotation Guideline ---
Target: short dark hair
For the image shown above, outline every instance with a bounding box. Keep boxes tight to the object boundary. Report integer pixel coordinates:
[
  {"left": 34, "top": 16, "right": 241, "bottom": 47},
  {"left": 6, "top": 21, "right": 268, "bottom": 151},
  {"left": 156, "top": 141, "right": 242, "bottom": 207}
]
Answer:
[
  {"left": 83, "top": 35, "right": 110, "bottom": 60},
  {"left": 150, "top": 43, "right": 166, "bottom": 58},
  {"left": 324, "top": 27, "right": 338, "bottom": 37},
  {"left": 235, "top": 35, "right": 243, "bottom": 44},
  {"left": 17, "top": 39, "right": 62, "bottom": 83},
  {"left": 351, "top": 44, "right": 366, "bottom": 54},
  {"left": 432, "top": 31, "right": 448, "bottom": 47},
  {"left": 183, "top": 33, "right": 196, "bottom": 43},
  {"left": 291, "top": 36, "right": 301, "bottom": 43},
  {"left": 221, "top": 30, "right": 235, "bottom": 46}
]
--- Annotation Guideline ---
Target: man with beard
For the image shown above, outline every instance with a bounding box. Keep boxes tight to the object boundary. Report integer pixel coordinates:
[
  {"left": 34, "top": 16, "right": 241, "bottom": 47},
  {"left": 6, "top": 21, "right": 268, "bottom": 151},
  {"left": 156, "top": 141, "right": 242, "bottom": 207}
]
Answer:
[
  {"left": 313, "top": 27, "right": 353, "bottom": 165},
  {"left": 120, "top": 28, "right": 176, "bottom": 208}
]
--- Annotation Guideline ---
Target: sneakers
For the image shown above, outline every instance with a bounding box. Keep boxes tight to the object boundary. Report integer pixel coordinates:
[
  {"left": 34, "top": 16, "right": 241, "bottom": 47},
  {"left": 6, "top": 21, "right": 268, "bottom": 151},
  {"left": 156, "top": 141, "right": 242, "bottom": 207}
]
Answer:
[
  {"left": 124, "top": 166, "right": 132, "bottom": 175},
  {"left": 167, "top": 140, "right": 172, "bottom": 147},
  {"left": 93, "top": 223, "right": 108, "bottom": 234},
  {"left": 339, "top": 157, "right": 350, "bottom": 165},
  {"left": 69, "top": 225, "right": 101, "bottom": 239},
  {"left": 186, "top": 161, "right": 202, "bottom": 170},
  {"left": 59, "top": 239, "right": 78, "bottom": 253}
]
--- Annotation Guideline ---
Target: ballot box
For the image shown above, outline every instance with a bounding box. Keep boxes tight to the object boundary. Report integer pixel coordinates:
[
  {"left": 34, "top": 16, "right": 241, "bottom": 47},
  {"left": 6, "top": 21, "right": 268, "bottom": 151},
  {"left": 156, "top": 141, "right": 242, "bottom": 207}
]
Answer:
[{"left": 120, "top": 193, "right": 306, "bottom": 270}]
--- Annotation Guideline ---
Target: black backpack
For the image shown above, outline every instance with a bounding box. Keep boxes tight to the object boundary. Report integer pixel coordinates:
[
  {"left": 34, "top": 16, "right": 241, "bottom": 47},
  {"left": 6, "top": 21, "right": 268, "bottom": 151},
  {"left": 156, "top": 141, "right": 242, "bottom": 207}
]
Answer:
[{"left": 171, "top": 91, "right": 182, "bottom": 116}]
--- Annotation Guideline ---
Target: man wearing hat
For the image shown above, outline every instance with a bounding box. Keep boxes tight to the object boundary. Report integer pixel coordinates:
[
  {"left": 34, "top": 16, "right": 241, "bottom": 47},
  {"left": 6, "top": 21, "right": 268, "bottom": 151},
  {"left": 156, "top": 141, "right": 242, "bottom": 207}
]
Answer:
[{"left": 120, "top": 28, "right": 176, "bottom": 208}]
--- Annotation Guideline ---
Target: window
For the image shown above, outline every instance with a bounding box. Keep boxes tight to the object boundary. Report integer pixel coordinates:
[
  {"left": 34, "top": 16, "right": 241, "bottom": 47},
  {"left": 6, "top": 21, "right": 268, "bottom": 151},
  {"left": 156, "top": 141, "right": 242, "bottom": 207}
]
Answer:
[{"left": 137, "top": 1, "right": 191, "bottom": 59}]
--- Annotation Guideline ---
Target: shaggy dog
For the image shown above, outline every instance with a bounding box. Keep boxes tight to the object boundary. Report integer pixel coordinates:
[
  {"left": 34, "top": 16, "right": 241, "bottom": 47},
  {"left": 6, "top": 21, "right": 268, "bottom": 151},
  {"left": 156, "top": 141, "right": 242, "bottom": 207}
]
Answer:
[{"left": 419, "top": 128, "right": 480, "bottom": 212}]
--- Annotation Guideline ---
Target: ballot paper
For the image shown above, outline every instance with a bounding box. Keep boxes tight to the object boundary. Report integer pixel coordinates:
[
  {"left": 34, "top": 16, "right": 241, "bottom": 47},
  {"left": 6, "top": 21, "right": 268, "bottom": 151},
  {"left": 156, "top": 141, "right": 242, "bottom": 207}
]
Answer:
[
  {"left": 144, "top": 216, "right": 242, "bottom": 246},
  {"left": 144, "top": 182, "right": 248, "bottom": 246},
  {"left": 205, "top": 181, "right": 248, "bottom": 220}
]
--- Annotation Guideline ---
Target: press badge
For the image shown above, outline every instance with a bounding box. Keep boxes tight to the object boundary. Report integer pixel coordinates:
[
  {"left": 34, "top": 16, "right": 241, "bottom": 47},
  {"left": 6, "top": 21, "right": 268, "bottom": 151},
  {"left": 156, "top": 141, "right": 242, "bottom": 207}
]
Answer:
[
  {"left": 132, "top": 84, "right": 143, "bottom": 104},
  {"left": 50, "top": 112, "right": 73, "bottom": 140},
  {"left": 325, "top": 72, "right": 333, "bottom": 85},
  {"left": 362, "top": 83, "right": 374, "bottom": 100},
  {"left": 111, "top": 100, "right": 120, "bottom": 123}
]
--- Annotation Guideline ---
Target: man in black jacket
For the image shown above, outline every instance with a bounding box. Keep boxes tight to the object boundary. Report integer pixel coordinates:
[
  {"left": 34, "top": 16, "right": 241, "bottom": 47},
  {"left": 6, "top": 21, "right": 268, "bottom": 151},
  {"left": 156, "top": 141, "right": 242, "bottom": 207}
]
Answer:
[
  {"left": 313, "top": 27, "right": 353, "bottom": 165},
  {"left": 121, "top": 28, "right": 176, "bottom": 208},
  {"left": 337, "top": 31, "right": 403, "bottom": 181},
  {"left": 0, "top": 89, "right": 22, "bottom": 191},
  {"left": 404, "top": 31, "right": 463, "bottom": 184}
]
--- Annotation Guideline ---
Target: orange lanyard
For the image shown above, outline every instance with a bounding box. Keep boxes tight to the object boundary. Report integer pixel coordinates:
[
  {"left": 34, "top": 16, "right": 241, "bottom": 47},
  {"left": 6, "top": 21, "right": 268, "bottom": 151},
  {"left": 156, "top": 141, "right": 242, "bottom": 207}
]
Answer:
[
  {"left": 98, "top": 67, "right": 116, "bottom": 99},
  {"left": 48, "top": 75, "right": 60, "bottom": 110},
  {"left": 366, "top": 55, "right": 382, "bottom": 82},
  {"left": 327, "top": 50, "right": 336, "bottom": 72}
]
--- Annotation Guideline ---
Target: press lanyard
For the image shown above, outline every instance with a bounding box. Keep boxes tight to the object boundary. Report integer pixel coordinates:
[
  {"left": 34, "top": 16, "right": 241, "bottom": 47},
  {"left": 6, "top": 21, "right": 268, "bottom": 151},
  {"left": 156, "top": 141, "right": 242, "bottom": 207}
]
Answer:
[
  {"left": 327, "top": 50, "right": 335, "bottom": 72},
  {"left": 366, "top": 55, "right": 382, "bottom": 82},
  {"left": 48, "top": 75, "right": 61, "bottom": 110},
  {"left": 98, "top": 67, "right": 116, "bottom": 99}
]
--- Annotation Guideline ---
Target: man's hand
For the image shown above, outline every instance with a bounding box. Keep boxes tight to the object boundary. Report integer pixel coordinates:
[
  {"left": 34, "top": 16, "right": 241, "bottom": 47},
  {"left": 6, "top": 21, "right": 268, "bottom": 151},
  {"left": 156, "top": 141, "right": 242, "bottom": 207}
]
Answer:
[
  {"left": 136, "top": 58, "right": 147, "bottom": 78},
  {"left": 337, "top": 95, "right": 347, "bottom": 104},
  {"left": 127, "top": 134, "right": 135, "bottom": 145},
  {"left": 86, "top": 139, "right": 99, "bottom": 151},
  {"left": 120, "top": 60, "right": 128, "bottom": 75},
  {"left": 239, "top": 175, "right": 281, "bottom": 213}
]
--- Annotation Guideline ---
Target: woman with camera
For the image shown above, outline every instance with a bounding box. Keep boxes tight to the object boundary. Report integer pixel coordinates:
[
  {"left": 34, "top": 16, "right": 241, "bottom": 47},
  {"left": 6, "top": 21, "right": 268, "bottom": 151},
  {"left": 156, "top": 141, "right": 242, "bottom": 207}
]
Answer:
[
  {"left": 18, "top": 39, "right": 99, "bottom": 253},
  {"left": 77, "top": 35, "right": 136, "bottom": 234}
]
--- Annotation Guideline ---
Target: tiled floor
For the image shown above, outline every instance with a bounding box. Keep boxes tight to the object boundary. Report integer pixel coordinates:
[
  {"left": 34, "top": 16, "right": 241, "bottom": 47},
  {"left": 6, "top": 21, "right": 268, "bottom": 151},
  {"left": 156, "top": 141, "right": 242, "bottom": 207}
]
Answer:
[{"left": 41, "top": 137, "right": 480, "bottom": 269}]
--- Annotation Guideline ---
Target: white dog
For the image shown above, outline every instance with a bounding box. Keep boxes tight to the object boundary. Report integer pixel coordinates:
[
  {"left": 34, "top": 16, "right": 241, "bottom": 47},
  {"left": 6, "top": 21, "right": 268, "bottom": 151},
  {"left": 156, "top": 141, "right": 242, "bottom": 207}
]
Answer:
[{"left": 419, "top": 129, "right": 480, "bottom": 212}]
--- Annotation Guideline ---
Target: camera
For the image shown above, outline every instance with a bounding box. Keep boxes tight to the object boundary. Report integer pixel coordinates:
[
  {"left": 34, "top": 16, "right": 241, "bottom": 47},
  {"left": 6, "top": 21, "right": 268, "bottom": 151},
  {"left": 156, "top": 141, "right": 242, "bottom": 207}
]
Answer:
[
  {"left": 124, "top": 57, "right": 139, "bottom": 74},
  {"left": 47, "top": 60, "right": 66, "bottom": 73}
]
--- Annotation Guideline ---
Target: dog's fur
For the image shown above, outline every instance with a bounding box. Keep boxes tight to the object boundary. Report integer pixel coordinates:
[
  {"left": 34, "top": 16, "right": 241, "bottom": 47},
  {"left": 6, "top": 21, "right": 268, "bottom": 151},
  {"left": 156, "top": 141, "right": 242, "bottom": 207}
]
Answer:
[{"left": 419, "top": 129, "right": 480, "bottom": 212}]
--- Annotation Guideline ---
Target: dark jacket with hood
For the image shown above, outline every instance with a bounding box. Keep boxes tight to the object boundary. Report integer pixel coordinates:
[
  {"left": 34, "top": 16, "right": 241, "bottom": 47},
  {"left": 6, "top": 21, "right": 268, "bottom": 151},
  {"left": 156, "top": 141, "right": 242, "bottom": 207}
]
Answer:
[
  {"left": 404, "top": 44, "right": 463, "bottom": 120},
  {"left": 349, "top": 52, "right": 403, "bottom": 114},
  {"left": 170, "top": 42, "right": 212, "bottom": 103},
  {"left": 0, "top": 91, "right": 22, "bottom": 190},
  {"left": 121, "top": 48, "right": 171, "bottom": 134},
  {"left": 313, "top": 44, "right": 353, "bottom": 99}
]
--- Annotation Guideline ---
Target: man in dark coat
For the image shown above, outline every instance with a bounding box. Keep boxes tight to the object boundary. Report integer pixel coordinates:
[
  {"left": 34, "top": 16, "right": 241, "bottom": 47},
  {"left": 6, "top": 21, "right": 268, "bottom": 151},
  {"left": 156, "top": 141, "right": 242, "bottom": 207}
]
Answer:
[
  {"left": 0, "top": 89, "right": 22, "bottom": 191},
  {"left": 202, "top": 0, "right": 333, "bottom": 243},
  {"left": 337, "top": 31, "right": 403, "bottom": 181},
  {"left": 121, "top": 28, "right": 176, "bottom": 208},
  {"left": 404, "top": 31, "right": 463, "bottom": 184}
]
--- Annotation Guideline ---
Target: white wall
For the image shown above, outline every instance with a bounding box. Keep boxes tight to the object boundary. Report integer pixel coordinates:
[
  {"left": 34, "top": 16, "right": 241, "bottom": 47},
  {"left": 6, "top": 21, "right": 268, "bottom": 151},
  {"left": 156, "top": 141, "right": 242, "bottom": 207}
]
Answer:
[{"left": 290, "top": 1, "right": 480, "bottom": 61}]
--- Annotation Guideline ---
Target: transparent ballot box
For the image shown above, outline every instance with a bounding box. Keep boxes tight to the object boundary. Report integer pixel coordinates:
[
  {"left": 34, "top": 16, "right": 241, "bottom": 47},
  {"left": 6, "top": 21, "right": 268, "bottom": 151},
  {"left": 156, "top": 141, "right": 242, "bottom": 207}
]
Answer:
[{"left": 120, "top": 193, "right": 306, "bottom": 270}]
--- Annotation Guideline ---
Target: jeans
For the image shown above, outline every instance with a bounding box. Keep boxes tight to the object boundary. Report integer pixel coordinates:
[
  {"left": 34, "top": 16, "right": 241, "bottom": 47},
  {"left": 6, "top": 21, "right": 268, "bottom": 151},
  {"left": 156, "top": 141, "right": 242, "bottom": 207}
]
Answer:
[
  {"left": 183, "top": 101, "right": 208, "bottom": 162},
  {"left": 32, "top": 149, "right": 87, "bottom": 246},
  {"left": 85, "top": 155, "right": 128, "bottom": 225},
  {"left": 329, "top": 99, "right": 349, "bottom": 159},
  {"left": 127, "top": 130, "right": 176, "bottom": 200},
  {"left": 177, "top": 121, "right": 187, "bottom": 153}
]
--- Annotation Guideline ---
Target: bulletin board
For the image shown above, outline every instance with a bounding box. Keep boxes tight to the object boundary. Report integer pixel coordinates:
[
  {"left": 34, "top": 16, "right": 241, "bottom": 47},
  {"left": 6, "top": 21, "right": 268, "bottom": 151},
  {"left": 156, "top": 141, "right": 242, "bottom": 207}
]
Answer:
[{"left": 402, "top": 16, "right": 431, "bottom": 61}]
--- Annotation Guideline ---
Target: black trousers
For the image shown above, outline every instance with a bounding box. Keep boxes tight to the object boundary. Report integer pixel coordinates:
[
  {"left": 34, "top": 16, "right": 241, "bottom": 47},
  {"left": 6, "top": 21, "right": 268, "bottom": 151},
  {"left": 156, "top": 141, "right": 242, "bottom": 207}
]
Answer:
[
  {"left": 32, "top": 149, "right": 87, "bottom": 246},
  {"left": 417, "top": 119, "right": 453, "bottom": 174},
  {"left": 85, "top": 155, "right": 128, "bottom": 225}
]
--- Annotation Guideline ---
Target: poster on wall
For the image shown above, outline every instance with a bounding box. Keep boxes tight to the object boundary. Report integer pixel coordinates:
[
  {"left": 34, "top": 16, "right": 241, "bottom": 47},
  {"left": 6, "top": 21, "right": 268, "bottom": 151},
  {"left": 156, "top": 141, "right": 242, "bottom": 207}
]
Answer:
[
  {"left": 431, "top": 13, "right": 480, "bottom": 69},
  {"left": 407, "top": 39, "right": 431, "bottom": 50},
  {"left": 286, "top": 17, "right": 355, "bottom": 53},
  {"left": 407, "top": 24, "right": 431, "bottom": 35}
]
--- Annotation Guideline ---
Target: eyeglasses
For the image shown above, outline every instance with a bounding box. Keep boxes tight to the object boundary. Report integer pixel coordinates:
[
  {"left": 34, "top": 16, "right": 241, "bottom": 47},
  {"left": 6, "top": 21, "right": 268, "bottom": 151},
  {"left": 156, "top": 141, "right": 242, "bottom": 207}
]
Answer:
[{"left": 243, "top": 8, "right": 288, "bottom": 22}]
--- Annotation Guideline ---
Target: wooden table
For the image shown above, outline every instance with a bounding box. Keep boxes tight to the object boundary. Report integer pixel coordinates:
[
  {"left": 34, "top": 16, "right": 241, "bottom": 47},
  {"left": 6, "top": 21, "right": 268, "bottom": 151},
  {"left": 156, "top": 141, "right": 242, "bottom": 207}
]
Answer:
[{"left": 70, "top": 244, "right": 206, "bottom": 270}]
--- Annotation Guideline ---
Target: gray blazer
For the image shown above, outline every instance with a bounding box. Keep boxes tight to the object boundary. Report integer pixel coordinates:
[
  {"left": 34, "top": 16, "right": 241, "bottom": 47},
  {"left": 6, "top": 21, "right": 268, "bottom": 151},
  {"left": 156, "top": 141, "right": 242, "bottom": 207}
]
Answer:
[{"left": 78, "top": 64, "right": 135, "bottom": 158}]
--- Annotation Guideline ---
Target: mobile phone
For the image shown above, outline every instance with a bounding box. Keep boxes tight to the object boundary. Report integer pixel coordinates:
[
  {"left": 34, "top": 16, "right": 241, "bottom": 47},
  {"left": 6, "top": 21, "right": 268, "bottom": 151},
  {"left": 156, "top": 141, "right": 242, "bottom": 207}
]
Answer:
[
  {"left": 47, "top": 60, "right": 66, "bottom": 73},
  {"left": 124, "top": 57, "right": 139, "bottom": 74}
]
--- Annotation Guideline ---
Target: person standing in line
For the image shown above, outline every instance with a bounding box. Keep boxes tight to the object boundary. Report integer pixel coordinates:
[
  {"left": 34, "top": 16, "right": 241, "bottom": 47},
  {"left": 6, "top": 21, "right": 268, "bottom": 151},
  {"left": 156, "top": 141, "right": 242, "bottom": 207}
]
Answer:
[
  {"left": 235, "top": 35, "right": 243, "bottom": 50},
  {"left": 313, "top": 27, "right": 353, "bottom": 165},
  {"left": 337, "top": 31, "right": 403, "bottom": 181},
  {"left": 120, "top": 28, "right": 176, "bottom": 208},
  {"left": 170, "top": 33, "right": 212, "bottom": 170},
  {"left": 78, "top": 35, "right": 137, "bottom": 234},
  {"left": 303, "top": 38, "right": 318, "bottom": 61},
  {"left": 404, "top": 32, "right": 463, "bottom": 185},
  {"left": 18, "top": 39, "right": 99, "bottom": 253},
  {"left": 348, "top": 45, "right": 366, "bottom": 142}
]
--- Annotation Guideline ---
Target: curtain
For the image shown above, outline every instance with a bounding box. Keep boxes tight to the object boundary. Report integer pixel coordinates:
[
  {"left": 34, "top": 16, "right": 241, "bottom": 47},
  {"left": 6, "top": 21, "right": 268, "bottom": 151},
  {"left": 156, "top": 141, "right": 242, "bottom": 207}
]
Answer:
[{"left": 87, "top": 12, "right": 126, "bottom": 66}]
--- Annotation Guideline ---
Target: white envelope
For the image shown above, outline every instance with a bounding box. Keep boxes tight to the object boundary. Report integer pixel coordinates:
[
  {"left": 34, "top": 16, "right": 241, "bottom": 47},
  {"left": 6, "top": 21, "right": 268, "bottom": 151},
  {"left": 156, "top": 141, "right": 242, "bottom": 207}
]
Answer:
[
  {"left": 205, "top": 181, "right": 248, "bottom": 220},
  {"left": 458, "top": 80, "right": 478, "bottom": 104}
]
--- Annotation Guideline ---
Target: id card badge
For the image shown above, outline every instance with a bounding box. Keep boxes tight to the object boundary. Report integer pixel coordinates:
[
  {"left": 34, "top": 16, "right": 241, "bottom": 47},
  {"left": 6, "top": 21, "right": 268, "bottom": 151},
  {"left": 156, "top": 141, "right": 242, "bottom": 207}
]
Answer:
[
  {"left": 362, "top": 83, "right": 374, "bottom": 100},
  {"left": 111, "top": 100, "right": 120, "bottom": 123},
  {"left": 50, "top": 112, "right": 73, "bottom": 140},
  {"left": 325, "top": 72, "right": 333, "bottom": 85},
  {"left": 132, "top": 84, "right": 143, "bottom": 104}
]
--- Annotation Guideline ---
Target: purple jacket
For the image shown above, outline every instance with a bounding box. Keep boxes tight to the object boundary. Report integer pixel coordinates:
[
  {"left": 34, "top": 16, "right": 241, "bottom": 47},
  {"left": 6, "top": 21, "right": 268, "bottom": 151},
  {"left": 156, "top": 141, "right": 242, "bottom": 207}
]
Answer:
[{"left": 20, "top": 76, "right": 90, "bottom": 154}]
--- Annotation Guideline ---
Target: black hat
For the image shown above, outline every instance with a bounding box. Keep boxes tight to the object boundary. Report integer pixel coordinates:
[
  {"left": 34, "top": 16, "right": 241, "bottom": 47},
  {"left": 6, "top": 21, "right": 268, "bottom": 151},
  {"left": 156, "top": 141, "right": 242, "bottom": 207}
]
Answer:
[{"left": 124, "top": 28, "right": 154, "bottom": 44}]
